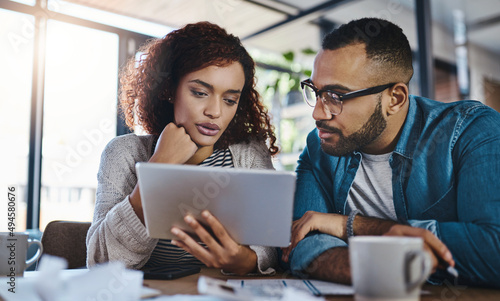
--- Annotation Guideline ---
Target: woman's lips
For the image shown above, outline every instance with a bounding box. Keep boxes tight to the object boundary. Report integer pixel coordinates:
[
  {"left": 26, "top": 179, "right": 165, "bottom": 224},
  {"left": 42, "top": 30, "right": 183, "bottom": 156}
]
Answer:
[{"left": 196, "top": 123, "right": 220, "bottom": 136}]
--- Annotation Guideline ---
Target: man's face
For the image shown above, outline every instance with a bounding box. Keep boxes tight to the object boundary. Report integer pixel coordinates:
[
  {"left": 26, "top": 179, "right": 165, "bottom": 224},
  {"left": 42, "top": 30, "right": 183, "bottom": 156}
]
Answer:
[{"left": 310, "top": 44, "right": 389, "bottom": 156}]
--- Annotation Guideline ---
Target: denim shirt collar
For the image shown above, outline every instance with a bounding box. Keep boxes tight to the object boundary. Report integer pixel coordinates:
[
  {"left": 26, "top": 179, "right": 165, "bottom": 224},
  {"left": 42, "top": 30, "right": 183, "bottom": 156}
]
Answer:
[{"left": 393, "top": 95, "right": 422, "bottom": 160}]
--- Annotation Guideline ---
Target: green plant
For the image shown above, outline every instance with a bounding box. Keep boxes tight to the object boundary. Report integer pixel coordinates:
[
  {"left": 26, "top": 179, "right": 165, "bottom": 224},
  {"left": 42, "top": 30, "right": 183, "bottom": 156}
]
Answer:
[
  {"left": 260, "top": 47, "right": 316, "bottom": 102},
  {"left": 281, "top": 48, "right": 315, "bottom": 91}
]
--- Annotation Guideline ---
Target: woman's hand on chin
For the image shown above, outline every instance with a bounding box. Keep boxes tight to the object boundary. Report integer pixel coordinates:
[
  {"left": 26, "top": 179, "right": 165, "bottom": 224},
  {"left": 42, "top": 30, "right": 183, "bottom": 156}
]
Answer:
[{"left": 150, "top": 122, "right": 198, "bottom": 164}]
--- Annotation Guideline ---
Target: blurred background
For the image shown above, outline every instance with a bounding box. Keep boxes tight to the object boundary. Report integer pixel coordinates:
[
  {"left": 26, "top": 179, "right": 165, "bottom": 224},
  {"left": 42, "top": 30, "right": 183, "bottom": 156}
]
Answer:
[{"left": 1, "top": 0, "right": 499, "bottom": 232}]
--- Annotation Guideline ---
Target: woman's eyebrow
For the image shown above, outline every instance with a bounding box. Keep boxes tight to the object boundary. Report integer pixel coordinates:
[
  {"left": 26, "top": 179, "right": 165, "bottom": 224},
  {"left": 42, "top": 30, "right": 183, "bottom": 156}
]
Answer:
[
  {"left": 226, "top": 89, "right": 242, "bottom": 94},
  {"left": 189, "top": 79, "right": 242, "bottom": 94},
  {"left": 188, "top": 79, "right": 213, "bottom": 91}
]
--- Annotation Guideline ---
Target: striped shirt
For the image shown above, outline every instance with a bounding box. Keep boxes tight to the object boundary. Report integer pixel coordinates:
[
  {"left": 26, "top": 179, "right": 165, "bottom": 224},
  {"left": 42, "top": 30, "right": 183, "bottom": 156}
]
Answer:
[{"left": 143, "top": 148, "right": 234, "bottom": 269}]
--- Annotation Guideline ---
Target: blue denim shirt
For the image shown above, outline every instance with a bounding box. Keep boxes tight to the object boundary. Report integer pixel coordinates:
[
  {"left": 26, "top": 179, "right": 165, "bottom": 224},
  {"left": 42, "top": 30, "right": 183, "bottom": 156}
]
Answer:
[{"left": 289, "top": 95, "right": 500, "bottom": 288}]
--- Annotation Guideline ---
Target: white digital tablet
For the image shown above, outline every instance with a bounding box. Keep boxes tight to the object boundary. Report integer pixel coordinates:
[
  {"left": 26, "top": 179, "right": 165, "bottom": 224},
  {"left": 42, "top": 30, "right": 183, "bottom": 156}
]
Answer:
[{"left": 136, "top": 163, "right": 296, "bottom": 247}]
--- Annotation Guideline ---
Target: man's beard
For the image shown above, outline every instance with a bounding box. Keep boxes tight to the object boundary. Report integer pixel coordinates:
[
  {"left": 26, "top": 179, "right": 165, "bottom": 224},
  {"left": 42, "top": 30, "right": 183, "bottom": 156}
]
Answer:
[{"left": 316, "top": 96, "right": 387, "bottom": 157}]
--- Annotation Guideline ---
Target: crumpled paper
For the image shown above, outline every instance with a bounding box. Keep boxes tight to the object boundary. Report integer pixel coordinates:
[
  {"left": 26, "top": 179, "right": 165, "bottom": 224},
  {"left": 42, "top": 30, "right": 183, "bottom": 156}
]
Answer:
[{"left": 1, "top": 255, "right": 143, "bottom": 301}]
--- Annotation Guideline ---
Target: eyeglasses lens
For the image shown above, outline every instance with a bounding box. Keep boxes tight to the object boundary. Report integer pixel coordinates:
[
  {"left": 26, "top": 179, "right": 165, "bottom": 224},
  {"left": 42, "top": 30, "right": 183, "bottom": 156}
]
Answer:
[
  {"left": 301, "top": 83, "right": 343, "bottom": 115},
  {"left": 302, "top": 85, "right": 317, "bottom": 107}
]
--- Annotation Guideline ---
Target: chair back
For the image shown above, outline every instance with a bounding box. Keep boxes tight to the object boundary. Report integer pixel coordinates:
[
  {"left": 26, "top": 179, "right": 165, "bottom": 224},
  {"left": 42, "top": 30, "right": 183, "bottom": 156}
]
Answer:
[{"left": 40, "top": 220, "right": 91, "bottom": 269}]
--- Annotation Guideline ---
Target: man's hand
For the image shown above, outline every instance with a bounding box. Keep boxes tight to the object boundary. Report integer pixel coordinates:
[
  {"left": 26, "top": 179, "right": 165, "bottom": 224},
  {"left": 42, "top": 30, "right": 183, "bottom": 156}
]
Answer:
[
  {"left": 149, "top": 122, "right": 198, "bottom": 164},
  {"left": 170, "top": 210, "right": 257, "bottom": 275},
  {"left": 384, "top": 224, "right": 455, "bottom": 272},
  {"left": 281, "top": 211, "right": 347, "bottom": 263}
]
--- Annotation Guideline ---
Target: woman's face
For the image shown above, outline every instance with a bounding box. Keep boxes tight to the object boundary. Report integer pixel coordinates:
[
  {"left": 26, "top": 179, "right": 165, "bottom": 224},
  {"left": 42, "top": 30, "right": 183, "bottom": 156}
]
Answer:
[{"left": 173, "top": 62, "right": 245, "bottom": 148}]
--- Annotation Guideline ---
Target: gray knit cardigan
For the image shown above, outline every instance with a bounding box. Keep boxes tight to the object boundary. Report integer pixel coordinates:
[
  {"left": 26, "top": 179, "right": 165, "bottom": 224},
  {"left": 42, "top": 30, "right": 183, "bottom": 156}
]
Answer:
[{"left": 86, "top": 133, "right": 278, "bottom": 274}]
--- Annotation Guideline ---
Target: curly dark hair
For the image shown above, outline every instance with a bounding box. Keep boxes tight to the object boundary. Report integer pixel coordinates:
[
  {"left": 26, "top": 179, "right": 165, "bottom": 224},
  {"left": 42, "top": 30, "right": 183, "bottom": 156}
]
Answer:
[{"left": 119, "top": 22, "right": 278, "bottom": 155}]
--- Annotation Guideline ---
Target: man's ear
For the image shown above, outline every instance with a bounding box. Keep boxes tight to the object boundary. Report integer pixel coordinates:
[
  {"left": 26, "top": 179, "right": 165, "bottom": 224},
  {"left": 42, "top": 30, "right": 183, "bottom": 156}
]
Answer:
[{"left": 387, "top": 83, "right": 408, "bottom": 116}]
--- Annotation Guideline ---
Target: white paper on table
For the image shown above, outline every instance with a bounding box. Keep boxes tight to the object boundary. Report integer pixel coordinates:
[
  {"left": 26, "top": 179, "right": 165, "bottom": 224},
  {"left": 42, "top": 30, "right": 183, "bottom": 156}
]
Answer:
[
  {"left": 199, "top": 276, "right": 327, "bottom": 301},
  {"left": 226, "top": 279, "right": 354, "bottom": 296},
  {"left": 0, "top": 255, "right": 146, "bottom": 301},
  {"left": 142, "top": 295, "right": 224, "bottom": 301}
]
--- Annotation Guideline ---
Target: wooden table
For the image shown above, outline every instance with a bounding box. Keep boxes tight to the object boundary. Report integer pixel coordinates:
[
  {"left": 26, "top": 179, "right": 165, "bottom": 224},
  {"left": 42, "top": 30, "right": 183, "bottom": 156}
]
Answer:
[{"left": 144, "top": 267, "right": 500, "bottom": 300}]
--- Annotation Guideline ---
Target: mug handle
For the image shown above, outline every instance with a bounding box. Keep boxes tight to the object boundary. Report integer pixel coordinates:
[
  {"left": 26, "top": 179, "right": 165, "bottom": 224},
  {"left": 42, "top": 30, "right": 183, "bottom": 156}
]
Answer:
[
  {"left": 405, "top": 250, "right": 432, "bottom": 292},
  {"left": 26, "top": 239, "right": 44, "bottom": 268}
]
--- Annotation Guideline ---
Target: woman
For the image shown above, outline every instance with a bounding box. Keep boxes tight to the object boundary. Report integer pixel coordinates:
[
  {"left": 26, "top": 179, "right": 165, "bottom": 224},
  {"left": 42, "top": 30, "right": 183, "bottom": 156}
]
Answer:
[{"left": 86, "top": 22, "right": 279, "bottom": 275}]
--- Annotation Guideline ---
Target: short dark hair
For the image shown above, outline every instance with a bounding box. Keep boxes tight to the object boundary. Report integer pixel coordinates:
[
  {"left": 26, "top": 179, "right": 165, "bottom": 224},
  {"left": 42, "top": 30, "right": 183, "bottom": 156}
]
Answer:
[{"left": 322, "top": 18, "right": 413, "bottom": 84}]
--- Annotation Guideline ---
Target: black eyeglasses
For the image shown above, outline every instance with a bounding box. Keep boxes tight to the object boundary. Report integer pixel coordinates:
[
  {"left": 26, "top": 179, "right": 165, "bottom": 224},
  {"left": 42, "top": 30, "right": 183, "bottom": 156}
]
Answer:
[{"left": 300, "top": 79, "right": 396, "bottom": 115}]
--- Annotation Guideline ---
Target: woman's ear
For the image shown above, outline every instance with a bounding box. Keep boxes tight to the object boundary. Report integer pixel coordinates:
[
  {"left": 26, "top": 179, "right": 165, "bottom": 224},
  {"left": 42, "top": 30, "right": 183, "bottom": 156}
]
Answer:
[{"left": 387, "top": 83, "right": 408, "bottom": 116}]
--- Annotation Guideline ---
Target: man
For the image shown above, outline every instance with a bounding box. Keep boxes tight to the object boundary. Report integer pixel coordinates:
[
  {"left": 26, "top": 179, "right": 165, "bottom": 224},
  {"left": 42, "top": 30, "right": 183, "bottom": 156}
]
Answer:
[{"left": 281, "top": 17, "right": 500, "bottom": 288}]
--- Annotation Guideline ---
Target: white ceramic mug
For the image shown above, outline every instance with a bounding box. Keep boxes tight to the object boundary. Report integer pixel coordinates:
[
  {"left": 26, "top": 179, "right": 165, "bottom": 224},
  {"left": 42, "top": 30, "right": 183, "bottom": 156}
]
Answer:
[
  {"left": 349, "top": 236, "right": 432, "bottom": 301},
  {"left": 0, "top": 232, "right": 43, "bottom": 277}
]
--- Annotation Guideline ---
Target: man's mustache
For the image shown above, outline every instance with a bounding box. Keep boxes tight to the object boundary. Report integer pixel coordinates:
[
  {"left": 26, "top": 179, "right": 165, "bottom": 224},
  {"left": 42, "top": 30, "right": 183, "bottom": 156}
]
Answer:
[{"left": 316, "top": 121, "right": 342, "bottom": 134}]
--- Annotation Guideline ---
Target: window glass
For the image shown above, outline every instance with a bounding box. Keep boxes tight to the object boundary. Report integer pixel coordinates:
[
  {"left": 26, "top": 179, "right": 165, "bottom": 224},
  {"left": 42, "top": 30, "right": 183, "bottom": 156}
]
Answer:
[
  {"left": 0, "top": 9, "right": 34, "bottom": 232},
  {"left": 9, "top": 0, "right": 36, "bottom": 6},
  {"left": 47, "top": 0, "right": 173, "bottom": 37},
  {"left": 431, "top": 0, "right": 500, "bottom": 106},
  {"left": 40, "top": 20, "right": 118, "bottom": 230}
]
